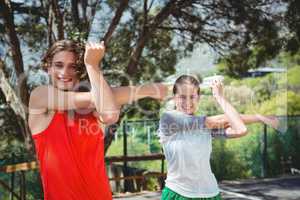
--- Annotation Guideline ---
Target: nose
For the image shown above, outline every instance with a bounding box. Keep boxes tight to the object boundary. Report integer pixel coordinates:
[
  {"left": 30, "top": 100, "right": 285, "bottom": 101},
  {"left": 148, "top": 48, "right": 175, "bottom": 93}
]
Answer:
[
  {"left": 182, "top": 97, "right": 192, "bottom": 107},
  {"left": 186, "top": 100, "right": 193, "bottom": 107},
  {"left": 189, "top": 95, "right": 196, "bottom": 101},
  {"left": 60, "top": 66, "right": 70, "bottom": 76}
]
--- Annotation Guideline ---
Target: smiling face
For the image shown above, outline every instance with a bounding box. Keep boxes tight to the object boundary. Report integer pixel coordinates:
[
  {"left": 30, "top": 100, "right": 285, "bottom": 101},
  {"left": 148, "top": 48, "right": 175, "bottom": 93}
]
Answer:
[
  {"left": 174, "top": 83, "right": 200, "bottom": 115},
  {"left": 42, "top": 40, "right": 85, "bottom": 91},
  {"left": 48, "top": 51, "right": 79, "bottom": 91}
]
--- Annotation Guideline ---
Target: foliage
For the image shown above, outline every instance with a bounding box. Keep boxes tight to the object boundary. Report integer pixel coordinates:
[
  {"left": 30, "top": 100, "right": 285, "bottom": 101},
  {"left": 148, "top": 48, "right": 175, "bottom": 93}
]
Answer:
[
  {"left": 0, "top": 0, "right": 300, "bottom": 196},
  {"left": 211, "top": 138, "right": 251, "bottom": 180},
  {"left": 107, "top": 121, "right": 162, "bottom": 172}
]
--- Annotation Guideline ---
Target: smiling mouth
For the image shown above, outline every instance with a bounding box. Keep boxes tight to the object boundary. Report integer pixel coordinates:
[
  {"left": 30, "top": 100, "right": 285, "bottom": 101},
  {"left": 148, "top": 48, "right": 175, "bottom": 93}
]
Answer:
[{"left": 58, "top": 77, "right": 72, "bottom": 83}]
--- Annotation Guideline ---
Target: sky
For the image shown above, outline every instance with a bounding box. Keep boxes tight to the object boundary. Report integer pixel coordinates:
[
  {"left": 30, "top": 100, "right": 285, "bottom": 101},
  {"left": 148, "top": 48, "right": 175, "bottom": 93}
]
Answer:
[
  {"left": 176, "top": 44, "right": 217, "bottom": 76},
  {"left": 87, "top": 2, "right": 219, "bottom": 82},
  {"left": 0, "top": 1, "right": 218, "bottom": 88}
]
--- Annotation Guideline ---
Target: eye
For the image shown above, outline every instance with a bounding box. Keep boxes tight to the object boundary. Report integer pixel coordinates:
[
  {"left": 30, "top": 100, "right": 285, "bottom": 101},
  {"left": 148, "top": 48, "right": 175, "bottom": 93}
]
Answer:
[
  {"left": 54, "top": 63, "right": 63, "bottom": 68},
  {"left": 70, "top": 64, "right": 77, "bottom": 69},
  {"left": 179, "top": 95, "right": 187, "bottom": 100},
  {"left": 190, "top": 95, "right": 199, "bottom": 100}
]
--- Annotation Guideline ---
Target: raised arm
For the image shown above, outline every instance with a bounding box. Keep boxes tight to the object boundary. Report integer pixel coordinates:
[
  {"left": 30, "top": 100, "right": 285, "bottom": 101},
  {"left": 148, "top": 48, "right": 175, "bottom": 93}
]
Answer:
[
  {"left": 84, "top": 42, "right": 119, "bottom": 124},
  {"left": 206, "top": 80, "right": 247, "bottom": 138}
]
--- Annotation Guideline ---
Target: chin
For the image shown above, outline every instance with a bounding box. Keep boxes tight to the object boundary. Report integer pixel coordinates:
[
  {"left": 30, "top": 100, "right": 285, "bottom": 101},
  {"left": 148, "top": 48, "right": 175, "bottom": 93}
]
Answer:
[
  {"left": 186, "top": 109, "right": 196, "bottom": 115},
  {"left": 180, "top": 109, "right": 194, "bottom": 115},
  {"left": 56, "top": 83, "right": 75, "bottom": 91}
]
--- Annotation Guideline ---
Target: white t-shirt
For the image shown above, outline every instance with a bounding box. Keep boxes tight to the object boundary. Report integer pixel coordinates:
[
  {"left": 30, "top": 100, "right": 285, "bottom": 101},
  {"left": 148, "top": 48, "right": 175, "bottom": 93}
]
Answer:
[{"left": 158, "top": 110, "right": 220, "bottom": 198}]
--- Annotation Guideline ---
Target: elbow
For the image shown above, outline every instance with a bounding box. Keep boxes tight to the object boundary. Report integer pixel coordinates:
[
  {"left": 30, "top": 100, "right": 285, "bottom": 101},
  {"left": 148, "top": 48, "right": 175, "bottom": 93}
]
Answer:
[
  {"left": 100, "top": 111, "right": 120, "bottom": 125},
  {"left": 225, "top": 126, "right": 247, "bottom": 138},
  {"left": 237, "top": 126, "right": 247, "bottom": 137}
]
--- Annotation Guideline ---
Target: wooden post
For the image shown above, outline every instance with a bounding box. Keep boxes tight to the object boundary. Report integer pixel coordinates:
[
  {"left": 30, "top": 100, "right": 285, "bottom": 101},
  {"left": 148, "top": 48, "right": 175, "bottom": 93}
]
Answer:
[
  {"left": 10, "top": 172, "right": 15, "bottom": 200},
  {"left": 0, "top": 178, "right": 21, "bottom": 200},
  {"left": 19, "top": 171, "right": 26, "bottom": 200},
  {"left": 10, "top": 153, "right": 15, "bottom": 200},
  {"left": 160, "top": 149, "right": 165, "bottom": 189},
  {"left": 147, "top": 126, "right": 151, "bottom": 153},
  {"left": 123, "top": 121, "right": 129, "bottom": 192},
  {"left": 261, "top": 124, "right": 268, "bottom": 178}
]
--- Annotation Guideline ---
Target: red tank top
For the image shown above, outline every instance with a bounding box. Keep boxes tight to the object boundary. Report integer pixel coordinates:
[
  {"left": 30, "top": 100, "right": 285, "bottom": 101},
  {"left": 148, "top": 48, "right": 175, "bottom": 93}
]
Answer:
[{"left": 32, "top": 111, "right": 112, "bottom": 200}]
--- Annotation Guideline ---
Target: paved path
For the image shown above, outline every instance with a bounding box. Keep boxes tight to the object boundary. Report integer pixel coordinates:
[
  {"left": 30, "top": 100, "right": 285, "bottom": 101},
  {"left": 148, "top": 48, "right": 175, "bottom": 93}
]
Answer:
[{"left": 113, "top": 175, "right": 300, "bottom": 200}]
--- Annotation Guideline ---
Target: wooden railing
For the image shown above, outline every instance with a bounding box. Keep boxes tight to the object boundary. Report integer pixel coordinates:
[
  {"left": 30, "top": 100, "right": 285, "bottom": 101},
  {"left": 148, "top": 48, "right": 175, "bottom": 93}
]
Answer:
[
  {"left": 0, "top": 153, "right": 166, "bottom": 199},
  {"left": 106, "top": 153, "right": 166, "bottom": 191}
]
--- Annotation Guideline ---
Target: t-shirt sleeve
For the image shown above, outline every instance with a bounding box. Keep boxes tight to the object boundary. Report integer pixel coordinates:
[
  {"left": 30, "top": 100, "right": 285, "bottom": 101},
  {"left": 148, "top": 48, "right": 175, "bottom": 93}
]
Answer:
[
  {"left": 158, "top": 111, "right": 206, "bottom": 137},
  {"left": 210, "top": 128, "right": 227, "bottom": 138}
]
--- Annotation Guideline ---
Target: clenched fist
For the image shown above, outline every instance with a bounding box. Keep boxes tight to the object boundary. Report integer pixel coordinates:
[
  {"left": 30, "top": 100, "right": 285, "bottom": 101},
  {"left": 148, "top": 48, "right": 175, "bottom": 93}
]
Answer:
[{"left": 84, "top": 41, "right": 105, "bottom": 67}]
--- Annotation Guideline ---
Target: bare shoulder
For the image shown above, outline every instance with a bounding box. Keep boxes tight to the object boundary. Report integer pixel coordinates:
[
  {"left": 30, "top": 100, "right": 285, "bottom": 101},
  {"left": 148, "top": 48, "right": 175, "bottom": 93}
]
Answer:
[
  {"left": 29, "top": 111, "right": 56, "bottom": 136},
  {"left": 29, "top": 85, "right": 50, "bottom": 110},
  {"left": 29, "top": 85, "right": 52, "bottom": 135},
  {"left": 30, "top": 85, "right": 49, "bottom": 96}
]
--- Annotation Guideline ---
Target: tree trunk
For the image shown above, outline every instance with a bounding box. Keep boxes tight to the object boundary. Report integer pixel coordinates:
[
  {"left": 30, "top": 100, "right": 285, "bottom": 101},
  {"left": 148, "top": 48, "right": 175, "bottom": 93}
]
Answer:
[
  {"left": 0, "top": 0, "right": 32, "bottom": 149},
  {"left": 51, "top": 0, "right": 64, "bottom": 40},
  {"left": 105, "top": 0, "right": 179, "bottom": 153},
  {"left": 0, "top": 61, "right": 32, "bottom": 149},
  {"left": 80, "top": 0, "right": 88, "bottom": 24},
  {"left": 0, "top": 62, "right": 26, "bottom": 121},
  {"left": 71, "top": 0, "right": 80, "bottom": 27},
  {"left": 103, "top": 0, "right": 130, "bottom": 45},
  {"left": 0, "top": 0, "right": 29, "bottom": 107},
  {"left": 47, "top": 3, "right": 54, "bottom": 48},
  {"left": 126, "top": 0, "right": 177, "bottom": 75}
]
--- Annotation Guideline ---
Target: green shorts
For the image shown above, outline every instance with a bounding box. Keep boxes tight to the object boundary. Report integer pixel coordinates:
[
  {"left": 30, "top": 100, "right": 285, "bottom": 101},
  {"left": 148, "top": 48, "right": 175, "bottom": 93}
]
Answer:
[{"left": 161, "top": 187, "right": 222, "bottom": 200}]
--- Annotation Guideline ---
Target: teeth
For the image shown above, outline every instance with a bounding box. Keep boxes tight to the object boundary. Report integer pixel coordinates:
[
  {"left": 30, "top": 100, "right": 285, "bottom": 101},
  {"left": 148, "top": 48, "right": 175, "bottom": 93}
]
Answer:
[{"left": 58, "top": 77, "right": 72, "bottom": 82}]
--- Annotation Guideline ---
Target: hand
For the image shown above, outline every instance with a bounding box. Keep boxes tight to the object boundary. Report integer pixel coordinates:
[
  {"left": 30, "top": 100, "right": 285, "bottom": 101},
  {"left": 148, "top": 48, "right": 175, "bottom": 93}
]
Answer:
[
  {"left": 84, "top": 41, "right": 105, "bottom": 67},
  {"left": 211, "top": 79, "right": 224, "bottom": 99},
  {"left": 256, "top": 114, "right": 279, "bottom": 129}
]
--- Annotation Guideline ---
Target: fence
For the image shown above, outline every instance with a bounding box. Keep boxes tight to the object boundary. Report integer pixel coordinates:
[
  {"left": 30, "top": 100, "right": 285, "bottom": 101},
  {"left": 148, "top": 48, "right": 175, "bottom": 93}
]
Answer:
[{"left": 0, "top": 116, "right": 300, "bottom": 199}]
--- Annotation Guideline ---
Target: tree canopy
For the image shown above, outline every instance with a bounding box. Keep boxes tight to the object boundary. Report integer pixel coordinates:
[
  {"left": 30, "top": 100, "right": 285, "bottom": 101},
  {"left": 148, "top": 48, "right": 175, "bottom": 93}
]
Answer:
[{"left": 0, "top": 0, "right": 299, "bottom": 153}]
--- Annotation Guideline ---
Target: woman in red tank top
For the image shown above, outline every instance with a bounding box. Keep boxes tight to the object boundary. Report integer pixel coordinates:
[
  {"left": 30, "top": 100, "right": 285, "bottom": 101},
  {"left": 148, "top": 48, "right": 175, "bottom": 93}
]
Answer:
[{"left": 28, "top": 40, "right": 168, "bottom": 200}]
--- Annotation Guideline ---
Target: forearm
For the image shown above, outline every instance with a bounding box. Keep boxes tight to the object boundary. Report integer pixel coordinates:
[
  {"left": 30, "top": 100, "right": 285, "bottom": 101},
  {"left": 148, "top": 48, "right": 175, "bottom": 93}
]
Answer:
[
  {"left": 207, "top": 113, "right": 279, "bottom": 136},
  {"left": 241, "top": 114, "right": 262, "bottom": 124},
  {"left": 112, "top": 83, "right": 166, "bottom": 106},
  {"left": 86, "top": 65, "right": 119, "bottom": 120},
  {"left": 215, "top": 114, "right": 262, "bottom": 125},
  {"left": 112, "top": 85, "right": 148, "bottom": 106}
]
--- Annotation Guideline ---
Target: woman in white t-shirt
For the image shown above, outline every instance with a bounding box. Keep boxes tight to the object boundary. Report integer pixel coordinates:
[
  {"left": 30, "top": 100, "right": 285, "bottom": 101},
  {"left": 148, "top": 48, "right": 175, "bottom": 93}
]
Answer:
[{"left": 158, "top": 75, "right": 278, "bottom": 200}]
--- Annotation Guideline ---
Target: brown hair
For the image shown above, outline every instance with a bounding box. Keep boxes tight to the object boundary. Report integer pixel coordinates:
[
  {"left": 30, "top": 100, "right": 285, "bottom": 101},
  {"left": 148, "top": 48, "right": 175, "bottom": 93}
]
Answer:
[
  {"left": 41, "top": 40, "right": 86, "bottom": 80},
  {"left": 173, "top": 75, "right": 200, "bottom": 95}
]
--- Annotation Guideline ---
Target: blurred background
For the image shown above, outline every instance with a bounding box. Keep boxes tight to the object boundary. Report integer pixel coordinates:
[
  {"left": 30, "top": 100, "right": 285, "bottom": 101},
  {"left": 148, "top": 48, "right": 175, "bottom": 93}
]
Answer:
[{"left": 0, "top": 0, "right": 299, "bottom": 199}]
